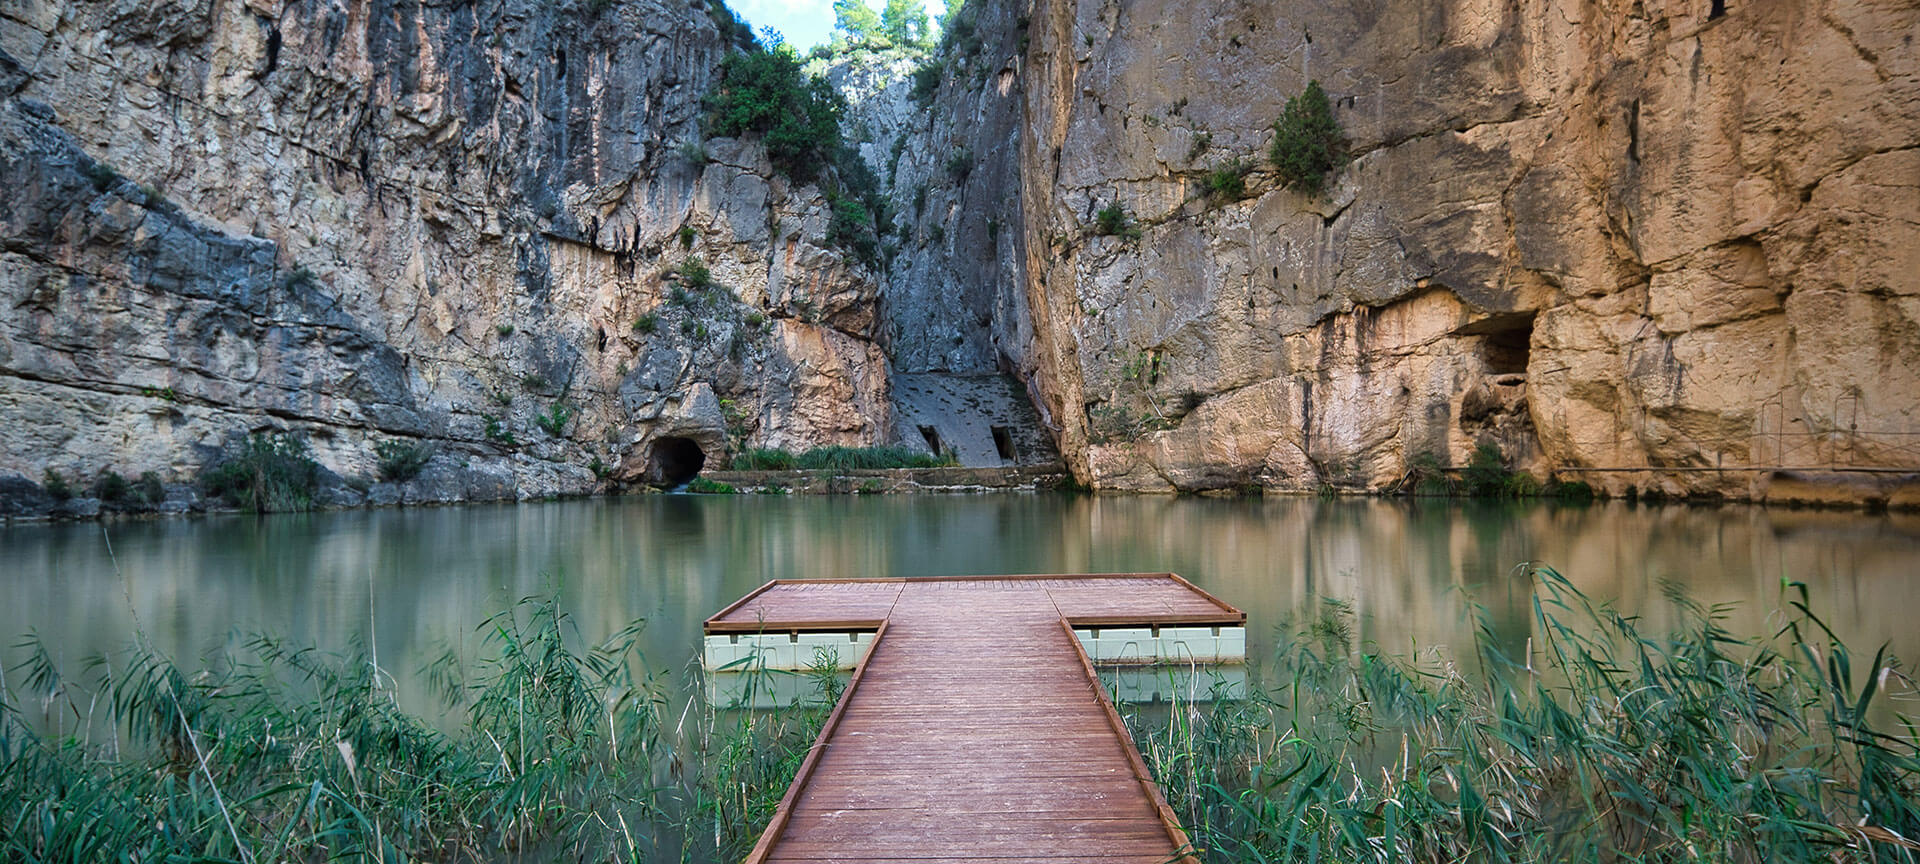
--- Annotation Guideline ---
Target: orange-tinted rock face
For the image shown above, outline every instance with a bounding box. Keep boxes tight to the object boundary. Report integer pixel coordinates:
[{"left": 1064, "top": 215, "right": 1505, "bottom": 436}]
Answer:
[{"left": 1014, "top": 0, "right": 1920, "bottom": 501}]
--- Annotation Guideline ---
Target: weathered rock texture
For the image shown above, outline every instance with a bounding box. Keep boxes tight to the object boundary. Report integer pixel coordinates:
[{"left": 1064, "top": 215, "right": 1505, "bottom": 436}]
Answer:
[
  {"left": 3, "top": 0, "right": 1916, "bottom": 512},
  {"left": 824, "top": 29, "right": 1057, "bottom": 468},
  {"left": 1016, "top": 0, "right": 1920, "bottom": 501},
  {"left": 1, "top": 0, "right": 915, "bottom": 512}
]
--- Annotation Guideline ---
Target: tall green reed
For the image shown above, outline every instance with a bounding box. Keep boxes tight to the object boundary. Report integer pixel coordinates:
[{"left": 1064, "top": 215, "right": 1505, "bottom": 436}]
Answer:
[
  {"left": 0, "top": 595, "right": 828, "bottom": 863},
  {"left": 1125, "top": 566, "right": 1920, "bottom": 863}
]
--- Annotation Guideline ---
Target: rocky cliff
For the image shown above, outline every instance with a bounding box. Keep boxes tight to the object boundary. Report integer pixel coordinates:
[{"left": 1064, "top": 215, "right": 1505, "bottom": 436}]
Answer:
[
  {"left": 1, "top": 0, "right": 924, "bottom": 516},
  {"left": 1015, "top": 0, "right": 1919, "bottom": 502},
  {"left": 3, "top": 0, "right": 1916, "bottom": 515}
]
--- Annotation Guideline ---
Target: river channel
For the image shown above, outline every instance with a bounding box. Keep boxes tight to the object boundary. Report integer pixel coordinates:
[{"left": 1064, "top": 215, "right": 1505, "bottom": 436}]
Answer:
[{"left": 4, "top": 494, "right": 1916, "bottom": 715}]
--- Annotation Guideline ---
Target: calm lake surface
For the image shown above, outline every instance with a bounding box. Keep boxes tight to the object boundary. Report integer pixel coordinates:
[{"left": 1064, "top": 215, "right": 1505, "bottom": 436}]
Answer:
[{"left": 5, "top": 494, "right": 1917, "bottom": 714}]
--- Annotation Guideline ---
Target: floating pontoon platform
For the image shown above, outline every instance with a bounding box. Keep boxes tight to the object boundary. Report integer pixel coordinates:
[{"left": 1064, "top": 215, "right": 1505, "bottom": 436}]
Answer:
[{"left": 703, "top": 573, "right": 1246, "bottom": 864}]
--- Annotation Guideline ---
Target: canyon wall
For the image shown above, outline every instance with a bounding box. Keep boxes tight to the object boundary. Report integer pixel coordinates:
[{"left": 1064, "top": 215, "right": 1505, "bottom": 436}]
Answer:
[
  {"left": 3, "top": 0, "right": 1916, "bottom": 514},
  {"left": 1, "top": 0, "right": 908, "bottom": 515},
  {"left": 1016, "top": 0, "right": 1920, "bottom": 502}
]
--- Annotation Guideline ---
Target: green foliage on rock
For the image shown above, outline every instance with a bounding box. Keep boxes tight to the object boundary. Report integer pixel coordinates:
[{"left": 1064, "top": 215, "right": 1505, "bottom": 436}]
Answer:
[
  {"left": 827, "top": 194, "right": 879, "bottom": 267},
  {"left": 677, "top": 256, "right": 715, "bottom": 290},
  {"left": 535, "top": 402, "right": 575, "bottom": 438},
  {"left": 910, "top": 60, "right": 943, "bottom": 106},
  {"left": 705, "top": 0, "right": 756, "bottom": 49},
  {"left": 832, "top": 0, "right": 881, "bottom": 41},
  {"left": 880, "top": 0, "right": 931, "bottom": 47},
  {"left": 91, "top": 470, "right": 131, "bottom": 504},
  {"left": 945, "top": 147, "right": 973, "bottom": 183},
  {"left": 1202, "top": 159, "right": 1249, "bottom": 201},
  {"left": 374, "top": 438, "right": 434, "bottom": 483},
  {"left": 134, "top": 471, "right": 164, "bottom": 505},
  {"left": 730, "top": 445, "right": 956, "bottom": 471},
  {"left": 483, "top": 414, "right": 517, "bottom": 447},
  {"left": 1094, "top": 203, "right": 1141, "bottom": 239},
  {"left": 41, "top": 469, "right": 72, "bottom": 502},
  {"left": 703, "top": 41, "right": 884, "bottom": 267},
  {"left": 1269, "top": 80, "right": 1346, "bottom": 198},
  {"left": 707, "top": 48, "right": 845, "bottom": 184},
  {"left": 200, "top": 432, "right": 321, "bottom": 513},
  {"left": 1463, "top": 442, "right": 1538, "bottom": 498}
]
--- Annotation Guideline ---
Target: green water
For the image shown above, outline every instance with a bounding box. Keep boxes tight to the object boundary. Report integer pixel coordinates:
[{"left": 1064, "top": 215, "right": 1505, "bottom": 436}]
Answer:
[{"left": 4, "top": 494, "right": 1916, "bottom": 712}]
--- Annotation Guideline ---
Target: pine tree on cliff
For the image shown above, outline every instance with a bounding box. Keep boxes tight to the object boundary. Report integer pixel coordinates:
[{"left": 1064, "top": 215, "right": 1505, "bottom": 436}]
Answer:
[
  {"left": 1270, "top": 81, "right": 1347, "bottom": 199},
  {"left": 833, "top": 0, "right": 881, "bottom": 43},
  {"left": 881, "top": 0, "right": 932, "bottom": 48}
]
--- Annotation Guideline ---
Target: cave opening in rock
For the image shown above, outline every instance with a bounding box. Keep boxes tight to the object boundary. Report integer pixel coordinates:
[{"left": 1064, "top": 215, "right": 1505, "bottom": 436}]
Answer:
[
  {"left": 1480, "top": 315, "right": 1535, "bottom": 376},
  {"left": 647, "top": 437, "right": 705, "bottom": 487},
  {"left": 918, "top": 425, "right": 943, "bottom": 455}
]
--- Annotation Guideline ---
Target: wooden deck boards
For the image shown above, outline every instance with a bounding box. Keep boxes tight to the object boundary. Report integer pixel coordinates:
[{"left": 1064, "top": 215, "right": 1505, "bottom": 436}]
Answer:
[{"left": 710, "top": 574, "right": 1242, "bottom": 864}]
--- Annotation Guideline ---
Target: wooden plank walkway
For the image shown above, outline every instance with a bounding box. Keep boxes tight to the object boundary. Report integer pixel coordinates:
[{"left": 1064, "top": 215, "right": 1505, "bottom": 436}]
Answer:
[{"left": 706, "top": 574, "right": 1244, "bottom": 864}]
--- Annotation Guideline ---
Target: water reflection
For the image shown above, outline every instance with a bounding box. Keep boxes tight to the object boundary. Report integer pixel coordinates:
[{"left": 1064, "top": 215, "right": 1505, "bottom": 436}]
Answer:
[{"left": 3, "top": 496, "right": 1915, "bottom": 713}]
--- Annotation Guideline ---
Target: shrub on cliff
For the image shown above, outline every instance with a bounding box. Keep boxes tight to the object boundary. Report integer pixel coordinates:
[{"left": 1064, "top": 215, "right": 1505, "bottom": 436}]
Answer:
[
  {"left": 374, "top": 438, "right": 433, "bottom": 483},
  {"left": 41, "top": 469, "right": 72, "bottom": 502},
  {"left": 1462, "top": 442, "right": 1538, "bottom": 498},
  {"left": 909, "top": 60, "right": 944, "bottom": 106},
  {"left": 1202, "top": 160, "right": 1250, "bottom": 201},
  {"left": 1269, "top": 80, "right": 1346, "bottom": 198},
  {"left": 201, "top": 432, "right": 320, "bottom": 513},
  {"left": 92, "top": 471, "right": 131, "bottom": 505},
  {"left": 707, "top": 48, "right": 844, "bottom": 183},
  {"left": 1095, "top": 203, "right": 1142, "bottom": 239},
  {"left": 827, "top": 194, "right": 879, "bottom": 266}
]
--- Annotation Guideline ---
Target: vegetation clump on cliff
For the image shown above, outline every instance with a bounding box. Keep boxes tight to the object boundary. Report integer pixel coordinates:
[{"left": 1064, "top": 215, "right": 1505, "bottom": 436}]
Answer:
[
  {"left": 1398, "top": 444, "right": 1581, "bottom": 500},
  {"left": 706, "top": 48, "right": 845, "bottom": 183},
  {"left": 1270, "top": 80, "right": 1347, "bottom": 198},
  {"left": 1094, "top": 202, "right": 1142, "bottom": 240},
  {"left": 374, "top": 438, "right": 433, "bottom": 482},
  {"left": 828, "top": 0, "right": 936, "bottom": 51},
  {"left": 731, "top": 445, "right": 956, "bottom": 471},
  {"left": 199, "top": 431, "right": 321, "bottom": 512},
  {"left": 704, "top": 37, "right": 886, "bottom": 268}
]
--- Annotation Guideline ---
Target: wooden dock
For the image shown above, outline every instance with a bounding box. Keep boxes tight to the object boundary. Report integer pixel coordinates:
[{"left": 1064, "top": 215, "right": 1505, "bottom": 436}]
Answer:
[{"left": 705, "top": 574, "right": 1245, "bottom": 864}]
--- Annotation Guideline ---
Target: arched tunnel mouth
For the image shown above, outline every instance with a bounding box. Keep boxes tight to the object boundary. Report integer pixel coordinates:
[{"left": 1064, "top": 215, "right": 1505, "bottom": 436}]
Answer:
[{"left": 648, "top": 437, "right": 706, "bottom": 487}]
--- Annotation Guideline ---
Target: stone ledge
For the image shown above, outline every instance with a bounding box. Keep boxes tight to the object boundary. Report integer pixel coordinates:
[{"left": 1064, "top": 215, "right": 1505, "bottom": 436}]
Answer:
[{"left": 700, "top": 463, "right": 1069, "bottom": 494}]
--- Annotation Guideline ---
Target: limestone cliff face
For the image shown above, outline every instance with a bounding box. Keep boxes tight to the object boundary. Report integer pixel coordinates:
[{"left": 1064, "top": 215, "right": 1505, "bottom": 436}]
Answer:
[
  {"left": 1, "top": 0, "right": 897, "bottom": 511},
  {"left": 824, "top": 20, "right": 1057, "bottom": 468},
  {"left": 1016, "top": 0, "right": 1920, "bottom": 501},
  {"left": 4, "top": 0, "right": 1915, "bottom": 514}
]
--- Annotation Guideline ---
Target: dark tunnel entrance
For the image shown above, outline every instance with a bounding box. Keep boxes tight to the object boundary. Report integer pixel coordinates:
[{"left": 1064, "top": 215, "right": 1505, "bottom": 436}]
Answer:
[{"left": 647, "top": 437, "right": 706, "bottom": 487}]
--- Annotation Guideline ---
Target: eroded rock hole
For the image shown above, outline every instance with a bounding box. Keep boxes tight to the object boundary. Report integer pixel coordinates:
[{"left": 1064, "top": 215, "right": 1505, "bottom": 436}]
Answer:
[
  {"left": 647, "top": 437, "right": 705, "bottom": 487},
  {"left": 1480, "top": 316, "right": 1535, "bottom": 376},
  {"left": 918, "top": 425, "right": 944, "bottom": 454},
  {"left": 1709, "top": 0, "right": 1726, "bottom": 19}
]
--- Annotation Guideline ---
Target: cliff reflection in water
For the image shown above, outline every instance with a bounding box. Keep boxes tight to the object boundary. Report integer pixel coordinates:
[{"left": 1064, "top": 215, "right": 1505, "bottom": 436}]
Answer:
[{"left": 3, "top": 496, "right": 1915, "bottom": 711}]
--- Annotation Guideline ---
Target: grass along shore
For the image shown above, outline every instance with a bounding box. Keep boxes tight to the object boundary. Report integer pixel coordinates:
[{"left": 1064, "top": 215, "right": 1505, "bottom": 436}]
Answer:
[
  {"left": 0, "top": 595, "right": 826, "bottom": 862},
  {"left": 1124, "top": 567, "right": 1920, "bottom": 862},
  {"left": 4, "top": 570, "right": 1916, "bottom": 862}
]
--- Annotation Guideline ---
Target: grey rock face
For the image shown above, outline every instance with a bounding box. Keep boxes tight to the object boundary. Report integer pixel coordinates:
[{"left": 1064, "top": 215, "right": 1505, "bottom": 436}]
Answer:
[
  {"left": 0, "top": 0, "right": 926, "bottom": 511},
  {"left": 7, "top": 0, "right": 1909, "bottom": 510}
]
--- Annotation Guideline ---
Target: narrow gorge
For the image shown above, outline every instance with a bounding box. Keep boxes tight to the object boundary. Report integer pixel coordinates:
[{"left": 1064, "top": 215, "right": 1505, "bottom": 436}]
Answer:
[{"left": 3, "top": 0, "right": 1915, "bottom": 517}]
